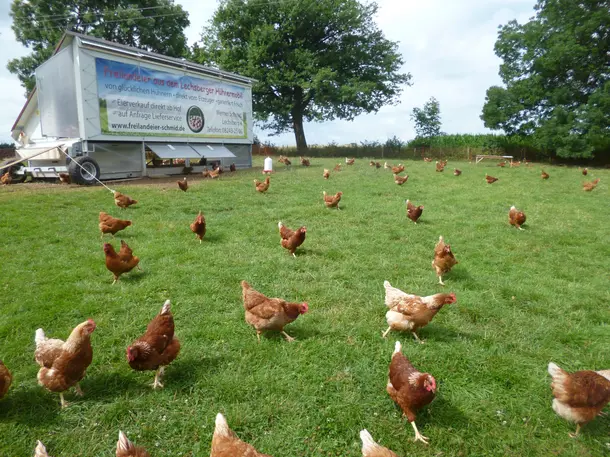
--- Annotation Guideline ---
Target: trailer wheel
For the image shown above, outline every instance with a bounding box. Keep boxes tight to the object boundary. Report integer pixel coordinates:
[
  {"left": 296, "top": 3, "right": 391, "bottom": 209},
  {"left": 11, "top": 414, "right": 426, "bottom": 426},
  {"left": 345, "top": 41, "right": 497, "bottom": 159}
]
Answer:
[
  {"left": 68, "top": 156, "right": 100, "bottom": 185},
  {"left": 0, "top": 160, "right": 27, "bottom": 183}
]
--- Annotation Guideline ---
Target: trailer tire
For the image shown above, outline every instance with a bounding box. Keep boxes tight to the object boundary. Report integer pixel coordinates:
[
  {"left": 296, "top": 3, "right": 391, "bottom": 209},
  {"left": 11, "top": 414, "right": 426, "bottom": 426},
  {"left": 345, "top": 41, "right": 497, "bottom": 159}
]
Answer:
[
  {"left": 0, "top": 160, "right": 27, "bottom": 183},
  {"left": 68, "top": 156, "right": 100, "bottom": 185}
]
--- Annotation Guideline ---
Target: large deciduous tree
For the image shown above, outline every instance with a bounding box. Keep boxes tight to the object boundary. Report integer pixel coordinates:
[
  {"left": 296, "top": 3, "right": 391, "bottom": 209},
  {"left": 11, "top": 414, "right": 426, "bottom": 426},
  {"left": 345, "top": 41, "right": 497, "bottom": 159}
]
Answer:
[
  {"left": 481, "top": 0, "right": 610, "bottom": 158},
  {"left": 411, "top": 97, "right": 441, "bottom": 139},
  {"left": 195, "top": 0, "right": 411, "bottom": 151},
  {"left": 9, "top": 0, "right": 190, "bottom": 95}
]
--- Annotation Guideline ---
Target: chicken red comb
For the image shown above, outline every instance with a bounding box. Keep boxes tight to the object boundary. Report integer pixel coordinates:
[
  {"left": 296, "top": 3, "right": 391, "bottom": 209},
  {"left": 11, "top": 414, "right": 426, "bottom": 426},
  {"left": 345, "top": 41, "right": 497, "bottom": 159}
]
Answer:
[{"left": 300, "top": 302, "right": 309, "bottom": 313}]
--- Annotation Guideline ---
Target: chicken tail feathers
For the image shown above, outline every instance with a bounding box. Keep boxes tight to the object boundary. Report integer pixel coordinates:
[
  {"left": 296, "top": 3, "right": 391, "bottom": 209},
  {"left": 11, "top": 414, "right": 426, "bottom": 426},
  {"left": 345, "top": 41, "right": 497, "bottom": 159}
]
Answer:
[
  {"left": 35, "top": 328, "right": 46, "bottom": 346},
  {"left": 394, "top": 341, "right": 402, "bottom": 355},
  {"left": 360, "top": 429, "right": 379, "bottom": 454},
  {"left": 117, "top": 431, "right": 134, "bottom": 452},
  {"left": 383, "top": 280, "right": 409, "bottom": 307},
  {"left": 214, "top": 413, "right": 232, "bottom": 438},
  {"left": 160, "top": 299, "right": 171, "bottom": 315},
  {"left": 35, "top": 441, "right": 49, "bottom": 457},
  {"left": 548, "top": 362, "right": 563, "bottom": 378}
]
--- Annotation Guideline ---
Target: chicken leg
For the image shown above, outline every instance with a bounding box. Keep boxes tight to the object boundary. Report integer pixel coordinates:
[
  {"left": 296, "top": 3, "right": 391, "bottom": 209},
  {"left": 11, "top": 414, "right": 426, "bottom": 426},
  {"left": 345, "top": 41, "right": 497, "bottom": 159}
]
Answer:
[
  {"left": 410, "top": 421, "right": 429, "bottom": 444},
  {"left": 569, "top": 424, "right": 581, "bottom": 438},
  {"left": 74, "top": 383, "right": 84, "bottom": 397},
  {"left": 256, "top": 330, "right": 262, "bottom": 343},
  {"left": 382, "top": 326, "right": 392, "bottom": 338},
  {"left": 152, "top": 366, "right": 165, "bottom": 389},
  {"left": 281, "top": 331, "right": 296, "bottom": 342},
  {"left": 59, "top": 392, "right": 69, "bottom": 408},
  {"left": 412, "top": 332, "right": 424, "bottom": 344},
  {"left": 438, "top": 275, "right": 445, "bottom": 286}
]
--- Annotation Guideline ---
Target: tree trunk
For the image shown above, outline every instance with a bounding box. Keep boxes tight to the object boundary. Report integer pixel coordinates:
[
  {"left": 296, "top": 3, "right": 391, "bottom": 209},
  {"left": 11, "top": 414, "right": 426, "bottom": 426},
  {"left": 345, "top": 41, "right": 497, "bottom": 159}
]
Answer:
[
  {"left": 291, "top": 87, "right": 308, "bottom": 152},
  {"left": 292, "top": 111, "right": 308, "bottom": 153}
]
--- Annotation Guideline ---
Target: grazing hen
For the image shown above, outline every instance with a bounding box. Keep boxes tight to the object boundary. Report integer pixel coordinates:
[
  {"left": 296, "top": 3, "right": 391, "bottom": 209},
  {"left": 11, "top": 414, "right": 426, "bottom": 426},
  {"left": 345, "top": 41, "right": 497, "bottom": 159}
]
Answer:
[
  {"left": 0, "top": 359, "right": 12, "bottom": 399},
  {"left": 103, "top": 242, "right": 140, "bottom": 284},
  {"left": 541, "top": 170, "right": 550, "bottom": 179},
  {"left": 387, "top": 341, "right": 437, "bottom": 444},
  {"left": 435, "top": 161, "right": 444, "bottom": 172},
  {"left": 432, "top": 236, "right": 458, "bottom": 285},
  {"left": 405, "top": 200, "right": 423, "bottom": 224},
  {"left": 548, "top": 362, "right": 610, "bottom": 437},
  {"left": 1, "top": 172, "right": 12, "bottom": 185},
  {"left": 99, "top": 212, "right": 132, "bottom": 238},
  {"left": 394, "top": 174, "right": 408, "bottom": 185},
  {"left": 300, "top": 156, "right": 310, "bottom": 166},
  {"left": 382, "top": 281, "right": 456, "bottom": 342},
  {"left": 241, "top": 281, "right": 308, "bottom": 342},
  {"left": 230, "top": 163, "right": 237, "bottom": 172},
  {"left": 360, "top": 429, "right": 399, "bottom": 457},
  {"left": 508, "top": 205, "right": 526, "bottom": 230},
  {"left": 58, "top": 173, "right": 71, "bottom": 184},
  {"left": 392, "top": 164, "right": 405, "bottom": 174},
  {"left": 323, "top": 169, "right": 330, "bottom": 179},
  {"left": 453, "top": 169, "right": 462, "bottom": 176},
  {"left": 127, "top": 300, "right": 180, "bottom": 389},
  {"left": 333, "top": 163, "right": 342, "bottom": 172},
  {"left": 254, "top": 177, "right": 270, "bottom": 193},
  {"left": 114, "top": 191, "right": 138, "bottom": 209},
  {"left": 581, "top": 168, "right": 588, "bottom": 176},
  {"left": 346, "top": 157, "right": 355, "bottom": 165},
  {"left": 35, "top": 319, "right": 96, "bottom": 407},
  {"left": 485, "top": 174, "right": 498, "bottom": 184},
  {"left": 177, "top": 177, "right": 188, "bottom": 192},
  {"left": 211, "top": 413, "right": 273, "bottom": 457},
  {"left": 116, "top": 431, "right": 150, "bottom": 457},
  {"left": 278, "top": 222, "right": 306, "bottom": 257},
  {"left": 190, "top": 211, "right": 206, "bottom": 243},
  {"left": 583, "top": 178, "right": 600, "bottom": 191},
  {"left": 323, "top": 191, "right": 342, "bottom": 209}
]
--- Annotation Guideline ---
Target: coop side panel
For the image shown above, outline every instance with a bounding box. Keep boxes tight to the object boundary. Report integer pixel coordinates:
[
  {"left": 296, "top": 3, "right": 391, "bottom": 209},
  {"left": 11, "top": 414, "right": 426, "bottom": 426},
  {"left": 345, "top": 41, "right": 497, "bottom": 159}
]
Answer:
[
  {"left": 225, "top": 144, "right": 253, "bottom": 169},
  {"left": 35, "top": 47, "right": 79, "bottom": 138}
]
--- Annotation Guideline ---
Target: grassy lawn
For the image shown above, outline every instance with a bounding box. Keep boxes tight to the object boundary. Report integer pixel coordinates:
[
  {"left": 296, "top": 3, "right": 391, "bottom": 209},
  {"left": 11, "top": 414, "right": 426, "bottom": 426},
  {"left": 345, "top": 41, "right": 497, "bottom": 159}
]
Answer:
[{"left": 0, "top": 157, "right": 608, "bottom": 456}]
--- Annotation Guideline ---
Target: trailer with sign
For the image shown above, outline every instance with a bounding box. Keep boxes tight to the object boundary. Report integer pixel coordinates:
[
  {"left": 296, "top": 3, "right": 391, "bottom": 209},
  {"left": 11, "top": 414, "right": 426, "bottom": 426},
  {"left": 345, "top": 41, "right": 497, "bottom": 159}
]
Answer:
[{"left": 7, "top": 31, "right": 255, "bottom": 184}]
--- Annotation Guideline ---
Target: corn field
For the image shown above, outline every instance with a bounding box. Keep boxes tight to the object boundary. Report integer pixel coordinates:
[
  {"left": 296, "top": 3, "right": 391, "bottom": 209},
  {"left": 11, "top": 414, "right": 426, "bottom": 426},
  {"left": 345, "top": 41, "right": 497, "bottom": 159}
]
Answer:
[{"left": 253, "top": 134, "right": 544, "bottom": 161}]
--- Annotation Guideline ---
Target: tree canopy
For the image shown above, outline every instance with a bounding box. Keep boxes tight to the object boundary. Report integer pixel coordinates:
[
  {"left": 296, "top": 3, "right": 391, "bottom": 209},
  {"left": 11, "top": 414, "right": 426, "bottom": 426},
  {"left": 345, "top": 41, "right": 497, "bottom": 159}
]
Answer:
[
  {"left": 481, "top": 0, "right": 610, "bottom": 158},
  {"left": 8, "top": 0, "right": 190, "bottom": 95},
  {"left": 195, "top": 0, "right": 411, "bottom": 151},
  {"left": 411, "top": 97, "right": 441, "bottom": 139}
]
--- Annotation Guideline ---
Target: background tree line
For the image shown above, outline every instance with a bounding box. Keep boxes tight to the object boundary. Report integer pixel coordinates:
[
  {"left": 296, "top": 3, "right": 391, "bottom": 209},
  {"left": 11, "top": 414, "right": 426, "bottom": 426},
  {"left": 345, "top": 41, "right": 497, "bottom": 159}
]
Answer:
[{"left": 7, "top": 0, "right": 609, "bottom": 161}]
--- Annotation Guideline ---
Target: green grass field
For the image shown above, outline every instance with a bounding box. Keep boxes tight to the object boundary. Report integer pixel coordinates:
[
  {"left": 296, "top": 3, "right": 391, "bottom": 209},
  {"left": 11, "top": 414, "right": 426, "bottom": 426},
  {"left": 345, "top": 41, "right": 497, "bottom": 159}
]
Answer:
[{"left": 0, "top": 157, "right": 608, "bottom": 456}]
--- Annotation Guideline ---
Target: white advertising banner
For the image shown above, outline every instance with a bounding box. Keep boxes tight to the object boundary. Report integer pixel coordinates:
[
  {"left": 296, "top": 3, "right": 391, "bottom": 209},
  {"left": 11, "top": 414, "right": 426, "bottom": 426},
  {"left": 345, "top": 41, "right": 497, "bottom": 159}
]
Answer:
[{"left": 95, "top": 57, "right": 249, "bottom": 139}]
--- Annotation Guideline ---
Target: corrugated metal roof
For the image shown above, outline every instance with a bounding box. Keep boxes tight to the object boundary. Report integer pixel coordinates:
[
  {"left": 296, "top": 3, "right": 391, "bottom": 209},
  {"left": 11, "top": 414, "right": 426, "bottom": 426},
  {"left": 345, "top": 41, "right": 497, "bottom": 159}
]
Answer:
[{"left": 67, "top": 31, "right": 256, "bottom": 85}]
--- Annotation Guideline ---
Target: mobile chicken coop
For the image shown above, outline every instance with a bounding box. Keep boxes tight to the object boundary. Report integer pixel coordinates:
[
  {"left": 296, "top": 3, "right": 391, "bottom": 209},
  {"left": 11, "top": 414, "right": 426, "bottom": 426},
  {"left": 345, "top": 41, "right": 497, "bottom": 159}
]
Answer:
[{"left": 6, "top": 31, "right": 255, "bottom": 184}]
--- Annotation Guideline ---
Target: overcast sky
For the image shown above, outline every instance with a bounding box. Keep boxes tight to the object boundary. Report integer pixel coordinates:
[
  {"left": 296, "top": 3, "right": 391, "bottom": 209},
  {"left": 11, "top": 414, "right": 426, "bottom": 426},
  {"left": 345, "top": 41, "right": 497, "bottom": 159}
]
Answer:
[{"left": 0, "top": 0, "right": 536, "bottom": 146}]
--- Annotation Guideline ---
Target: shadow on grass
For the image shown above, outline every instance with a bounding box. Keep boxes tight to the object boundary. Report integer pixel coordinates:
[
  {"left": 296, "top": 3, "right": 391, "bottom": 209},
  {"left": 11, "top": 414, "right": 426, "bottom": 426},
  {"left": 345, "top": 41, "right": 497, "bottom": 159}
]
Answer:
[
  {"left": 0, "top": 387, "right": 61, "bottom": 426},
  {"left": 78, "top": 371, "right": 140, "bottom": 401},
  {"left": 421, "top": 395, "right": 470, "bottom": 430},
  {"left": 445, "top": 267, "right": 472, "bottom": 283},
  {"left": 257, "top": 326, "right": 323, "bottom": 343},
  {"left": 415, "top": 326, "right": 464, "bottom": 344}
]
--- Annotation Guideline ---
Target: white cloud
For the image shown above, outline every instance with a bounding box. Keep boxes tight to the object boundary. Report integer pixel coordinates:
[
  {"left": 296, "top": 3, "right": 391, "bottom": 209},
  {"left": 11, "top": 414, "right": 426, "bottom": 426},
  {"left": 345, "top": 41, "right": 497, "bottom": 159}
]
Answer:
[{"left": 0, "top": 0, "right": 536, "bottom": 146}]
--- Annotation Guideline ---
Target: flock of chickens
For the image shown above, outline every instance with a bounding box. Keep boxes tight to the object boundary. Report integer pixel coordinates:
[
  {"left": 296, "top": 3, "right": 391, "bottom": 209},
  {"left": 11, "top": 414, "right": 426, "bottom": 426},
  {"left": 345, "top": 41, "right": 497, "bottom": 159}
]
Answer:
[{"left": 1, "top": 156, "right": 608, "bottom": 456}]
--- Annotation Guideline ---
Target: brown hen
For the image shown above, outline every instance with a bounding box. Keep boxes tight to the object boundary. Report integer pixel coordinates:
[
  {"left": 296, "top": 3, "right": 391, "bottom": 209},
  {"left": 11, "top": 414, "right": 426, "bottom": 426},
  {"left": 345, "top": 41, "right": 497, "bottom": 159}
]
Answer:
[
  {"left": 241, "top": 281, "right": 308, "bottom": 342},
  {"left": 127, "top": 299, "right": 180, "bottom": 389}
]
